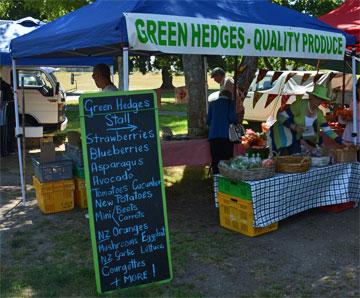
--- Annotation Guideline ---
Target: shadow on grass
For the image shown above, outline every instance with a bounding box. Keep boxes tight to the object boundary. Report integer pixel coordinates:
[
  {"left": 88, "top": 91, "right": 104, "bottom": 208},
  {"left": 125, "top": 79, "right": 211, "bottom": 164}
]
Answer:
[{"left": 0, "top": 154, "right": 203, "bottom": 297}]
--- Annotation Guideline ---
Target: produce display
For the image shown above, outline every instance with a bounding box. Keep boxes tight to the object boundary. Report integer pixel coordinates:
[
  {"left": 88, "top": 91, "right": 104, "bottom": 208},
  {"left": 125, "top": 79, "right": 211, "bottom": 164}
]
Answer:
[
  {"left": 219, "top": 155, "right": 276, "bottom": 181},
  {"left": 227, "top": 155, "right": 274, "bottom": 170},
  {"left": 335, "top": 107, "right": 353, "bottom": 122},
  {"left": 324, "top": 105, "right": 349, "bottom": 134},
  {"left": 300, "top": 142, "right": 324, "bottom": 157},
  {"left": 241, "top": 129, "right": 266, "bottom": 150},
  {"left": 327, "top": 121, "right": 345, "bottom": 130}
]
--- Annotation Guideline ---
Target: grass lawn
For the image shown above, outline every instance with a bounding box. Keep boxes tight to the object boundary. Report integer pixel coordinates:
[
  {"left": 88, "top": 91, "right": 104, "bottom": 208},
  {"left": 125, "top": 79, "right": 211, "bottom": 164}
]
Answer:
[
  {"left": 57, "top": 71, "right": 219, "bottom": 93},
  {"left": 59, "top": 70, "right": 224, "bottom": 135},
  {"left": 61, "top": 72, "right": 211, "bottom": 134},
  {"left": 64, "top": 104, "right": 188, "bottom": 135}
]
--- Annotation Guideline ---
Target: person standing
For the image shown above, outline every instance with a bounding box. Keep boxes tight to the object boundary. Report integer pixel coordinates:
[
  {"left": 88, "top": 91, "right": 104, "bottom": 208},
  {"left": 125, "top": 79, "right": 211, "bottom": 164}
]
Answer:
[
  {"left": 85, "top": 64, "right": 118, "bottom": 220},
  {"left": 210, "top": 67, "right": 244, "bottom": 123},
  {"left": 207, "top": 90, "right": 237, "bottom": 207},
  {"left": 342, "top": 78, "right": 360, "bottom": 145},
  {"left": 207, "top": 89, "right": 237, "bottom": 174},
  {"left": 92, "top": 64, "right": 118, "bottom": 91},
  {"left": 270, "top": 84, "right": 343, "bottom": 155}
]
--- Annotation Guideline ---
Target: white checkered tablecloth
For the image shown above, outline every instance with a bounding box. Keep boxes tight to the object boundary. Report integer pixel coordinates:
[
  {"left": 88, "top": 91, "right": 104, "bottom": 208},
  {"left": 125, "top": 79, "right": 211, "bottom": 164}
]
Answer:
[{"left": 248, "top": 162, "right": 360, "bottom": 227}]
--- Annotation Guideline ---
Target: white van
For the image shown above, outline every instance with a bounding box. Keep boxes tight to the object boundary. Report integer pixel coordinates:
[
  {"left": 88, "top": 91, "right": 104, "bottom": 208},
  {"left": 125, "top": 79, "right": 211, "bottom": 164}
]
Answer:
[
  {"left": 0, "top": 65, "right": 67, "bottom": 135},
  {"left": 243, "top": 70, "right": 334, "bottom": 122}
]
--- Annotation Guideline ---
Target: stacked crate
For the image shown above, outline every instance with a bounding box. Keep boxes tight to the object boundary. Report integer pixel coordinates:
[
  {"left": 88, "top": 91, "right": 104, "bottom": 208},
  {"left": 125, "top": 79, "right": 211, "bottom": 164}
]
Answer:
[
  {"left": 32, "top": 153, "right": 74, "bottom": 214},
  {"left": 218, "top": 176, "right": 278, "bottom": 237},
  {"left": 64, "top": 143, "right": 87, "bottom": 209}
]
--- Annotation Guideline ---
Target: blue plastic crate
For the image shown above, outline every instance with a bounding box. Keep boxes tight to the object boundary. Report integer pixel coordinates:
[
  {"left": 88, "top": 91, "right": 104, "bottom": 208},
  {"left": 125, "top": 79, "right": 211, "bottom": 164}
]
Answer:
[
  {"left": 64, "top": 143, "right": 83, "bottom": 167},
  {"left": 32, "top": 155, "right": 73, "bottom": 182}
]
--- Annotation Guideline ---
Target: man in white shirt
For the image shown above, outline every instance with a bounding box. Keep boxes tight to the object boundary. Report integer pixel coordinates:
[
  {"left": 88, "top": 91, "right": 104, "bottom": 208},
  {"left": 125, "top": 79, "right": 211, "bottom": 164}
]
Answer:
[{"left": 92, "top": 64, "right": 118, "bottom": 92}]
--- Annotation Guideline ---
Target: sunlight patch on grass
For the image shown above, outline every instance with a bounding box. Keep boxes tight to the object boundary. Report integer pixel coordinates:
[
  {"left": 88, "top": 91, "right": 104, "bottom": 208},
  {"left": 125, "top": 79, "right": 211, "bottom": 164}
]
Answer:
[
  {"left": 159, "top": 115, "right": 187, "bottom": 135},
  {"left": 163, "top": 166, "right": 187, "bottom": 187},
  {"left": 161, "top": 91, "right": 176, "bottom": 104},
  {"left": 64, "top": 109, "right": 81, "bottom": 132},
  {"left": 21, "top": 287, "right": 35, "bottom": 297}
]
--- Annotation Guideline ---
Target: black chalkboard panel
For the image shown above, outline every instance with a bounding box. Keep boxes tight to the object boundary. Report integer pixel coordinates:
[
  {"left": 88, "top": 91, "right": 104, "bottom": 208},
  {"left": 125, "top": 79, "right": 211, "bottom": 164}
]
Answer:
[{"left": 79, "top": 90, "right": 172, "bottom": 293}]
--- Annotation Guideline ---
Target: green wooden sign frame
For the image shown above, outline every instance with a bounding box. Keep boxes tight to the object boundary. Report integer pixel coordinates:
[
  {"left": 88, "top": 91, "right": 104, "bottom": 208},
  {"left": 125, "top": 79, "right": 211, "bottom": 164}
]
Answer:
[{"left": 79, "top": 90, "right": 172, "bottom": 293}]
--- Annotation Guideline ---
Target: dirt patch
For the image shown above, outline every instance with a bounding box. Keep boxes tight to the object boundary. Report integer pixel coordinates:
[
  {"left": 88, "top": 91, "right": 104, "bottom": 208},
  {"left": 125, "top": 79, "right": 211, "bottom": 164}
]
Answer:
[{"left": 1, "top": 152, "right": 359, "bottom": 297}]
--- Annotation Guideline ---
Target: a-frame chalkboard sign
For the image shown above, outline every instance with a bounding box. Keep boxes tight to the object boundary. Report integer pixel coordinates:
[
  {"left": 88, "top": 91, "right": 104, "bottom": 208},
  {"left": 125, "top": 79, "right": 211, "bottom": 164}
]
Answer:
[{"left": 79, "top": 90, "right": 172, "bottom": 293}]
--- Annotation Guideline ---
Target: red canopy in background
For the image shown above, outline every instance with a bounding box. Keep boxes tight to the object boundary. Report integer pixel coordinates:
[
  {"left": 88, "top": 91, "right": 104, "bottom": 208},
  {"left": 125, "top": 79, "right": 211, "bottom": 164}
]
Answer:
[{"left": 320, "top": 0, "right": 360, "bottom": 53}]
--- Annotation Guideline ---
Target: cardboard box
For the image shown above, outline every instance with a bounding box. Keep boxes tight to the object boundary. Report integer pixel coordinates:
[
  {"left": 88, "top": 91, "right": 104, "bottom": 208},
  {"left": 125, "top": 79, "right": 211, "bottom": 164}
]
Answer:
[
  {"left": 175, "top": 86, "right": 188, "bottom": 104},
  {"left": 40, "top": 138, "right": 55, "bottom": 163},
  {"left": 67, "top": 131, "right": 81, "bottom": 148}
]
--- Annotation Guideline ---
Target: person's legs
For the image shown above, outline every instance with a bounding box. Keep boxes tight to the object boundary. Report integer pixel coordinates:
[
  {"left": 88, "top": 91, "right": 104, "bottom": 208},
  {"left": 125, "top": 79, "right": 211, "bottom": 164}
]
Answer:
[
  {"left": 222, "top": 139, "right": 234, "bottom": 160},
  {"left": 209, "top": 138, "right": 222, "bottom": 207},
  {"left": 210, "top": 138, "right": 234, "bottom": 174},
  {"left": 209, "top": 139, "right": 221, "bottom": 174}
]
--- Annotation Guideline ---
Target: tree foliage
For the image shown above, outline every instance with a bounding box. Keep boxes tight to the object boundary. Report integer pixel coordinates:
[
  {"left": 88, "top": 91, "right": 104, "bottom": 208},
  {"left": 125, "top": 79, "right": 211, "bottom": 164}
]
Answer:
[
  {"left": 273, "top": 0, "right": 344, "bottom": 17},
  {"left": 1, "top": 0, "right": 346, "bottom": 74},
  {"left": 0, "top": 0, "right": 91, "bottom": 21},
  {"left": 0, "top": 0, "right": 39, "bottom": 20}
]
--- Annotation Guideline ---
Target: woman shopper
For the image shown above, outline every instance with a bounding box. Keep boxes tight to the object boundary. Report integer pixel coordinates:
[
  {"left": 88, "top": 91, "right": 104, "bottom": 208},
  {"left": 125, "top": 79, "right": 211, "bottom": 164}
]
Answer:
[
  {"left": 342, "top": 78, "right": 360, "bottom": 145},
  {"left": 207, "top": 90, "right": 238, "bottom": 173},
  {"left": 270, "top": 84, "right": 343, "bottom": 155},
  {"left": 206, "top": 90, "right": 237, "bottom": 207}
]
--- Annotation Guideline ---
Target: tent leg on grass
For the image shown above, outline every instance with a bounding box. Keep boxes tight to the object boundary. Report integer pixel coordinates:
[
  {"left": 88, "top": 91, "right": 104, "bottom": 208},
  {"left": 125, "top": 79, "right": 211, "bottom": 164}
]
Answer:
[
  {"left": 123, "top": 47, "right": 129, "bottom": 91},
  {"left": 351, "top": 49, "right": 358, "bottom": 145},
  {"left": 11, "top": 59, "right": 26, "bottom": 205}
]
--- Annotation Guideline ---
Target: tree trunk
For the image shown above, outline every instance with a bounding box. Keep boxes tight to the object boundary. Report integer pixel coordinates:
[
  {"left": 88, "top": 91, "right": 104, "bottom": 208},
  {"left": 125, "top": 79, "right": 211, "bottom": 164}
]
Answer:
[
  {"left": 182, "top": 54, "right": 207, "bottom": 137},
  {"left": 160, "top": 66, "right": 174, "bottom": 90},
  {"left": 280, "top": 58, "right": 286, "bottom": 70},
  {"left": 236, "top": 56, "right": 258, "bottom": 100},
  {"left": 117, "top": 56, "right": 124, "bottom": 90}
]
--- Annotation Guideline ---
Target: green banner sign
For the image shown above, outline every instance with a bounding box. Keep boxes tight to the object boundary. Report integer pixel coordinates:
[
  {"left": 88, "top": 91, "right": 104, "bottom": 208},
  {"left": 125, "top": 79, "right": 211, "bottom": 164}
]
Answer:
[{"left": 125, "top": 13, "right": 345, "bottom": 60}]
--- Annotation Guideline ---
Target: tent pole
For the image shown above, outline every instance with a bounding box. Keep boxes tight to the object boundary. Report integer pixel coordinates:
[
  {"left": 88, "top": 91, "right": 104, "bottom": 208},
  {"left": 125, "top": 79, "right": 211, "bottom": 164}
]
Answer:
[
  {"left": 11, "top": 59, "right": 26, "bottom": 204},
  {"left": 110, "top": 65, "right": 114, "bottom": 84},
  {"left": 21, "top": 78, "right": 26, "bottom": 203},
  {"left": 204, "top": 56, "right": 208, "bottom": 112},
  {"left": 351, "top": 49, "right": 357, "bottom": 145},
  {"left": 341, "top": 59, "right": 346, "bottom": 106},
  {"left": 123, "top": 47, "right": 129, "bottom": 91}
]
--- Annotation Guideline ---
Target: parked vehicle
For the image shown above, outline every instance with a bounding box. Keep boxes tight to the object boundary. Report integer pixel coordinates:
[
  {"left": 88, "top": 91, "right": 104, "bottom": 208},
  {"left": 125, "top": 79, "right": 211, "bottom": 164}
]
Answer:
[
  {"left": 208, "top": 70, "right": 352, "bottom": 123},
  {"left": 0, "top": 66, "right": 67, "bottom": 135}
]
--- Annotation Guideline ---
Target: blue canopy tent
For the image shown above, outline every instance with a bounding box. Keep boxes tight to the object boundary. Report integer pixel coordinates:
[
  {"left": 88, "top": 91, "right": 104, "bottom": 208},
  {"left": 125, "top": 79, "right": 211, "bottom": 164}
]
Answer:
[
  {"left": 10, "top": 0, "right": 355, "bottom": 58},
  {"left": 1, "top": 17, "right": 113, "bottom": 66},
  {"left": 9, "top": 0, "right": 357, "bottom": 202}
]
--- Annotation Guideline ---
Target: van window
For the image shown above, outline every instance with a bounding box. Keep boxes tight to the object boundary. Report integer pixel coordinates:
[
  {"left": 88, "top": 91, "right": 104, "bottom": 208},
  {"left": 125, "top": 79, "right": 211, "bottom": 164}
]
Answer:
[
  {"left": 248, "top": 73, "right": 276, "bottom": 92},
  {"left": 18, "top": 70, "right": 52, "bottom": 90},
  {"left": 48, "top": 72, "right": 59, "bottom": 84},
  {"left": 256, "top": 74, "right": 273, "bottom": 91}
]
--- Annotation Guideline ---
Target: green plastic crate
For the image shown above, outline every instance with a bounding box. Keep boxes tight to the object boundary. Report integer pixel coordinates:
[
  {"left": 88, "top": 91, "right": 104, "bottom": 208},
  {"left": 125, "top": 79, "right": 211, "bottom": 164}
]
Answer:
[
  {"left": 218, "top": 176, "right": 252, "bottom": 201},
  {"left": 73, "top": 165, "right": 84, "bottom": 179}
]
